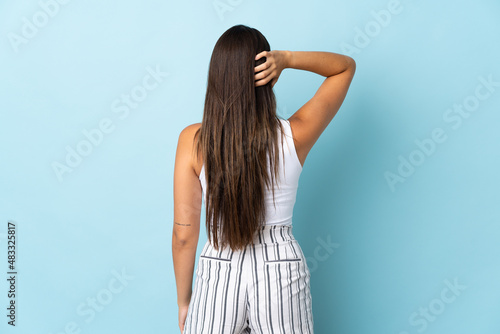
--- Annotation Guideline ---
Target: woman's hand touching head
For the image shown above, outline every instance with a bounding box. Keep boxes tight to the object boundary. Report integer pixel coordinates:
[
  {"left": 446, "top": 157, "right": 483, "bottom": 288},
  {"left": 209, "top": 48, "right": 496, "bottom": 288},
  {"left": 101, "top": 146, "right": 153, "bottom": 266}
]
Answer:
[{"left": 254, "top": 50, "right": 290, "bottom": 88}]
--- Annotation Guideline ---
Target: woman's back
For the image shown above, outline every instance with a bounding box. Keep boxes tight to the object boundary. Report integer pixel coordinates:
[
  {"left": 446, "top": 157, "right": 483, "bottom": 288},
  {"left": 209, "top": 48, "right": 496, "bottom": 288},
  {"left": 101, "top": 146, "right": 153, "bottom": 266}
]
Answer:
[{"left": 199, "top": 118, "right": 303, "bottom": 226}]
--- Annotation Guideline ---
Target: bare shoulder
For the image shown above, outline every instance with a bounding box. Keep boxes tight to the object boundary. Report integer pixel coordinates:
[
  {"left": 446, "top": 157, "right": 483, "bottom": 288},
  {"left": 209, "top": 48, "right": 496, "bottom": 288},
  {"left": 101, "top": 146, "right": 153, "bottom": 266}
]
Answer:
[
  {"left": 178, "top": 123, "right": 202, "bottom": 148},
  {"left": 177, "top": 123, "right": 203, "bottom": 176},
  {"left": 179, "top": 123, "right": 202, "bottom": 137}
]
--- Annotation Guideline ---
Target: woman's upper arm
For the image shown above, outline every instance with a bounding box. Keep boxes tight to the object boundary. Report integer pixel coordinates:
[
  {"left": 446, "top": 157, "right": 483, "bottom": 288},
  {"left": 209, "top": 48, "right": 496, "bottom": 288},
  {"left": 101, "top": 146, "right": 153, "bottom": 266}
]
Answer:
[
  {"left": 173, "top": 124, "right": 202, "bottom": 244},
  {"left": 288, "top": 59, "right": 356, "bottom": 165}
]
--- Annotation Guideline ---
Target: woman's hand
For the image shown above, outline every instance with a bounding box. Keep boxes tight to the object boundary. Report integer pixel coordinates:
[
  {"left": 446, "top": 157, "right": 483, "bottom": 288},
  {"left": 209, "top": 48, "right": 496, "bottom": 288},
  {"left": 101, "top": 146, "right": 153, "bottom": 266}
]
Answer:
[
  {"left": 178, "top": 304, "right": 189, "bottom": 333},
  {"left": 254, "top": 50, "right": 290, "bottom": 88}
]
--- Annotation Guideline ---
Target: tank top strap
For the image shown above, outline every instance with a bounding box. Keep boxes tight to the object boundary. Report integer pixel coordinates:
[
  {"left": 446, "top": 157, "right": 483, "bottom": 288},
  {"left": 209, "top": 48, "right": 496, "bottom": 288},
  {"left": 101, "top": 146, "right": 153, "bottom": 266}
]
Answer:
[{"left": 279, "top": 118, "right": 302, "bottom": 171}]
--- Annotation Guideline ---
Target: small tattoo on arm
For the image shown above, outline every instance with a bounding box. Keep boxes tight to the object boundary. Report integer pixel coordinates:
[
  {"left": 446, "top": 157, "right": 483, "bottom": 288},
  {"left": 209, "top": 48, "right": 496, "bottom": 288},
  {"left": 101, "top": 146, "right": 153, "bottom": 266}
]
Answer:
[{"left": 175, "top": 222, "right": 191, "bottom": 226}]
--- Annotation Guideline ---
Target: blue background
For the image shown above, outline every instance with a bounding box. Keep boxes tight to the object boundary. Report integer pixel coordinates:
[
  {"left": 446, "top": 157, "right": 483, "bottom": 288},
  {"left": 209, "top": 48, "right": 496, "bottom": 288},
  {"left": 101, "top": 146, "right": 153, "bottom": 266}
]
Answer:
[{"left": 1, "top": 0, "right": 499, "bottom": 333}]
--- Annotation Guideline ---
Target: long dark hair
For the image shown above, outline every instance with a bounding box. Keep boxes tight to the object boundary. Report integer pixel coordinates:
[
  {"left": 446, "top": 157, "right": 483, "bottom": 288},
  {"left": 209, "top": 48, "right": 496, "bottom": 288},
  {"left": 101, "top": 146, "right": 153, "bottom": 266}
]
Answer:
[{"left": 193, "top": 24, "right": 285, "bottom": 251}]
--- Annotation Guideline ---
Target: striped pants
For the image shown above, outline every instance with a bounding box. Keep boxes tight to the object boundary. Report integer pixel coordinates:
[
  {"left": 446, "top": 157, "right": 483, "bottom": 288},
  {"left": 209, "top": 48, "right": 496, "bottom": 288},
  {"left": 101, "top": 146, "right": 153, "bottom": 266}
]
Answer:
[{"left": 183, "top": 224, "right": 314, "bottom": 334}]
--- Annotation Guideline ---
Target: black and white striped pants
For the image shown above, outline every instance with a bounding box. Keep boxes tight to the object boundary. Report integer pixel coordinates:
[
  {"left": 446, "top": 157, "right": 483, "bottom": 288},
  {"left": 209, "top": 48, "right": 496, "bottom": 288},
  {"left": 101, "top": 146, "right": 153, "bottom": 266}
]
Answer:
[{"left": 183, "top": 224, "right": 314, "bottom": 333}]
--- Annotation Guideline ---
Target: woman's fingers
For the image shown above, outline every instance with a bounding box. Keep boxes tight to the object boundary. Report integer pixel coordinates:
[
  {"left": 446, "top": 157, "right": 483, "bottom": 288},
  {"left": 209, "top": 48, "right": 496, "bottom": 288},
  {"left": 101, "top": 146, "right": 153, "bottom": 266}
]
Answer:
[
  {"left": 254, "top": 53, "right": 272, "bottom": 72},
  {"left": 255, "top": 50, "right": 268, "bottom": 61},
  {"left": 255, "top": 63, "right": 275, "bottom": 79},
  {"left": 254, "top": 50, "right": 277, "bottom": 87},
  {"left": 254, "top": 77, "right": 266, "bottom": 87},
  {"left": 254, "top": 62, "right": 269, "bottom": 73},
  {"left": 254, "top": 67, "right": 272, "bottom": 80},
  {"left": 255, "top": 71, "right": 274, "bottom": 87},
  {"left": 255, "top": 74, "right": 271, "bottom": 87},
  {"left": 255, "top": 68, "right": 272, "bottom": 84}
]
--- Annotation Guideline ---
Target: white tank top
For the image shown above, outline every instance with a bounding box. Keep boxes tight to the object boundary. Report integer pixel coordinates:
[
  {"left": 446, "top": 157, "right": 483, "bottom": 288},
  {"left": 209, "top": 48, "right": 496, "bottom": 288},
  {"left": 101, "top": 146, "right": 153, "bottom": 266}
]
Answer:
[{"left": 198, "top": 118, "right": 303, "bottom": 226}]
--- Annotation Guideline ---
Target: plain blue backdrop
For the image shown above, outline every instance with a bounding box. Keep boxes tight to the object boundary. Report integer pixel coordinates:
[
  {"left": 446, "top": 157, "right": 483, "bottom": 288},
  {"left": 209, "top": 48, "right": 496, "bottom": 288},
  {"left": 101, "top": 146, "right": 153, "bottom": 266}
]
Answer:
[{"left": 1, "top": 0, "right": 499, "bottom": 333}]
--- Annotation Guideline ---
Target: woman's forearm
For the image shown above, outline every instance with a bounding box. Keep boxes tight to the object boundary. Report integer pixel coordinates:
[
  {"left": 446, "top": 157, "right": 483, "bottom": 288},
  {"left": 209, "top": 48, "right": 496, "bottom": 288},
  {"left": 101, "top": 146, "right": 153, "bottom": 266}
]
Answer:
[
  {"left": 172, "top": 238, "right": 198, "bottom": 307},
  {"left": 284, "top": 50, "right": 355, "bottom": 78}
]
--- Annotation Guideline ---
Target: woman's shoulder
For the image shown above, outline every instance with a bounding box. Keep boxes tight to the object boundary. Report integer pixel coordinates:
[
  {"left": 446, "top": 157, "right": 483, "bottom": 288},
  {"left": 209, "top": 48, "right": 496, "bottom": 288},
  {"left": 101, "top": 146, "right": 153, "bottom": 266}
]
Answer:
[
  {"left": 179, "top": 122, "right": 202, "bottom": 135},
  {"left": 177, "top": 122, "right": 203, "bottom": 177},
  {"left": 177, "top": 123, "right": 202, "bottom": 153}
]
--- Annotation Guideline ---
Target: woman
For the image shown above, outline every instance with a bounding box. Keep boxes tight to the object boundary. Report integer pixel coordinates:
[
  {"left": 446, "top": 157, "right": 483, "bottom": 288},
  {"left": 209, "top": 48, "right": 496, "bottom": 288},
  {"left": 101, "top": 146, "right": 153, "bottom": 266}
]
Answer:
[{"left": 173, "top": 24, "right": 355, "bottom": 333}]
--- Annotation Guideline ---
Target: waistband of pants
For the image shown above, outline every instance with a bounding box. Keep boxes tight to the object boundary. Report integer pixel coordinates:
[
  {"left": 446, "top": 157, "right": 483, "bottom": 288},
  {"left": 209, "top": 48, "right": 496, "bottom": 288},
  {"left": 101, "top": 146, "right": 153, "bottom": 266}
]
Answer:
[
  {"left": 209, "top": 224, "right": 296, "bottom": 248},
  {"left": 253, "top": 224, "right": 296, "bottom": 245}
]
